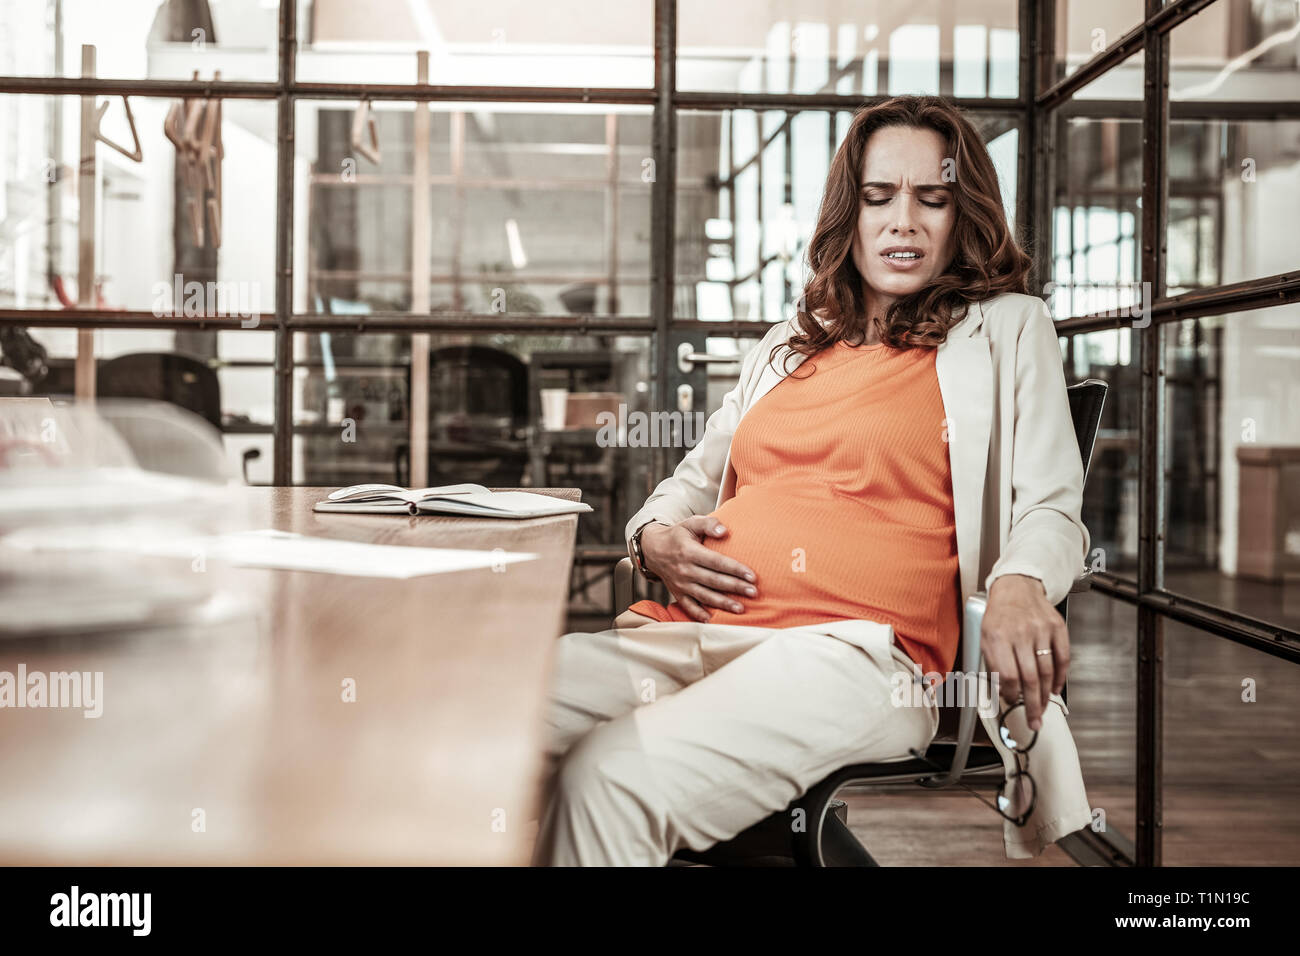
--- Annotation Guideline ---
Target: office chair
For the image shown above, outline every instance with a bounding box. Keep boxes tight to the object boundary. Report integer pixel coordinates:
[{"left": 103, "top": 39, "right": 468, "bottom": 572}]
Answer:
[
  {"left": 612, "top": 379, "right": 1109, "bottom": 866},
  {"left": 396, "top": 344, "right": 531, "bottom": 487},
  {"left": 94, "top": 398, "right": 234, "bottom": 482},
  {"left": 98, "top": 352, "right": 222, "bottom": 428},
  {"left": 96, "top": 351, "right": 259, "bottom": 483}
]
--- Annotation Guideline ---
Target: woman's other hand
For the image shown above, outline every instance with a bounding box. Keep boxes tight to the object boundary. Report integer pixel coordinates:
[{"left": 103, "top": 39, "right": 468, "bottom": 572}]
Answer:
[
  {"left": 639, "top": 516, "right": 758, "bottom": 623},
  {"left": 980, "top": 573, "right": 1070, "bottom": 731}
]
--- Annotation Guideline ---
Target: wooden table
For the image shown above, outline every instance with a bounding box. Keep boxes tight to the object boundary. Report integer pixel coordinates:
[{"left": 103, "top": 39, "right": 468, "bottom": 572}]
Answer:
[{"left": 0, "top": 486, "right": 580, "bottom": 865}]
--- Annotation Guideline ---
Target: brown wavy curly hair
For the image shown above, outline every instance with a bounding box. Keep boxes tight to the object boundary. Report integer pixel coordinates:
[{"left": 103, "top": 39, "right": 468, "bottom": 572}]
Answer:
[{"left": 770, "top": 94, "right": 1032, "bottom": 374}]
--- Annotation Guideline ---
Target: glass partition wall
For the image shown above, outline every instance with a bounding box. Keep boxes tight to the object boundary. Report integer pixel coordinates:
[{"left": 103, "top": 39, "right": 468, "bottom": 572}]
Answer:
[{"left": 1, "top": 0, "right": 1298, "bottom": 867}]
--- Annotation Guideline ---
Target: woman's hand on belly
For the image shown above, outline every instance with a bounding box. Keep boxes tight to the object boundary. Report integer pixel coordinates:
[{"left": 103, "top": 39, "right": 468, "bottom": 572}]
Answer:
[{"left": 640, "top": 516, "right": 758, "bottom": 623}]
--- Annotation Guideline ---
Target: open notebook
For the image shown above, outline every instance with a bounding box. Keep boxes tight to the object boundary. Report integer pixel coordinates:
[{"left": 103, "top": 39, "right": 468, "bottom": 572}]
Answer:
[{"left": 312, "top": 483, "right": 593, "bottom": 518}]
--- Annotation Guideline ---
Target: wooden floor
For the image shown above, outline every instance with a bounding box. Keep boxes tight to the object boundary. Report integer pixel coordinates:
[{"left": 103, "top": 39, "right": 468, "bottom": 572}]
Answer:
[{"left": 565, "top": 577, "right": 1300, "bottom": 866}]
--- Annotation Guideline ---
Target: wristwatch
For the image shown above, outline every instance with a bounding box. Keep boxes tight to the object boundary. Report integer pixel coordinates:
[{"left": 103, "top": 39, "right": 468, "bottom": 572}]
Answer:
[{"left": 629, "top": 519, "right": 665, "bottom": 583}]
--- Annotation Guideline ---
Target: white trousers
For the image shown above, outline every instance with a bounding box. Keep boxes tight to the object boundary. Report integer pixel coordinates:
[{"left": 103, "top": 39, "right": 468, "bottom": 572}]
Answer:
[{"left": 530, "top": 609, "right": 940, "bottom": 866}]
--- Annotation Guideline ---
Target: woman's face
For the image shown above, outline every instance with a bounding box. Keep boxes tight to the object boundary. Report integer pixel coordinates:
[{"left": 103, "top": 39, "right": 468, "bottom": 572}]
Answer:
[{"left": 850, "top": 125, "right": 957, "bottom": 316}]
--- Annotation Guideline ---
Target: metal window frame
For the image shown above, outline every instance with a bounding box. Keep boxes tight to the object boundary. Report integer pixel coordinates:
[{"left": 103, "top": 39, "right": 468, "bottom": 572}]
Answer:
[{"left": 2, "top": 0, "right": 1299, "bottom": 868}]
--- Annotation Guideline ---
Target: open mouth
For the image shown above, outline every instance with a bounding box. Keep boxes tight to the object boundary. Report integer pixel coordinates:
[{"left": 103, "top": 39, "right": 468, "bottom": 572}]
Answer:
[{"left": 880, "top": 249, "right": 925, "bottom": 268}]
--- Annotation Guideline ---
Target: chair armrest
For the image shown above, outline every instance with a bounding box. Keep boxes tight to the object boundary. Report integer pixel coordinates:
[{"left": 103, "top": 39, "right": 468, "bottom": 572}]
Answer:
[
  {"left": 614, "top": 556, "right": 640, "bottom": 612},
  {"left": 927, "top": 577, "right": 1086, "bottom": 788},
  {"left": 240, "top": 447, "right": 260, "bottom": 485},
  {"left": 921, "top": 590, "right": 989, "bottom": 789}
]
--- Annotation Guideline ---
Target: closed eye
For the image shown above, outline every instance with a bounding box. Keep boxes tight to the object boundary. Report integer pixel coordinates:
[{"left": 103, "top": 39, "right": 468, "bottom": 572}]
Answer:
[{"left": 864, "top": 197, "right": 947, "bottom": 209}]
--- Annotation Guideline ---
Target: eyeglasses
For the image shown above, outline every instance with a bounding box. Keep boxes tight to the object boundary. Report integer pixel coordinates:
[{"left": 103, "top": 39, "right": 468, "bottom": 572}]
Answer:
[
  {"left": 907, "top": 696, "right": 1039, "bottom": 828},
  {"left": 994, "top": 699, "right": 1038, "bottom": 827}
]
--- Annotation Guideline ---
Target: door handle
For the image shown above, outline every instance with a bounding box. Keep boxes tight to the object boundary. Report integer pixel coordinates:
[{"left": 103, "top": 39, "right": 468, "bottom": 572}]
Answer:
[{"left": 677, "top": 342, "right": 742, "bottom": 374}]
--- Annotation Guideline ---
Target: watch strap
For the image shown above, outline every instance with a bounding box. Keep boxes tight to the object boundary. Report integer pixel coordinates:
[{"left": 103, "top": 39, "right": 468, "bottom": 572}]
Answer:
[{"left": 630, "top": 519, "right": 665, "bottom": 582}]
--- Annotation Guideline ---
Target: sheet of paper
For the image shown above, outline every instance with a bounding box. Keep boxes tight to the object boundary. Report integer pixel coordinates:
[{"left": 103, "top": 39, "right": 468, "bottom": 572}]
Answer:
[
  {"left": 1, "top": 526, "right": 538, "bottom": 579},
  {"left": 213, "top": 529, "right": 538, "bottom": 577}
]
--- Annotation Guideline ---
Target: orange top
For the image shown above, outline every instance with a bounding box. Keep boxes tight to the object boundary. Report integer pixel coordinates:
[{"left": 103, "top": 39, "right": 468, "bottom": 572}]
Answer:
[{"left": 628, "top": 339, "right": 961, "bottom": 678}]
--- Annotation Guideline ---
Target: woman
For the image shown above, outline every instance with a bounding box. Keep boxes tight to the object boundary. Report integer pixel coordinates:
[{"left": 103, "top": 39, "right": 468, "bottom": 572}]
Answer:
[{"left": 531, "top": 95, "right": 1093, "bottom": 866}]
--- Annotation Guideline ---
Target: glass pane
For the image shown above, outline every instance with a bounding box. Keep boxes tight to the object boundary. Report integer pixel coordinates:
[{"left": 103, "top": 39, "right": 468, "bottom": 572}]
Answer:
[
  {"left": 1162, "top": 308, "right": 1300, "bottom": 632},
  {"left": 0, "top": 86, "right": 277, "bottom": 483},
  {"left": 0, "top": 92, "right": 277, "bottom": 306},
  {"left": 1164, "top": 317, "right": 1221, "bottom": 582},
  {"left": 296, "top": 101, "right": 651, "bottom": 316},
  {"left": 460, "top": 187, "right": 605, "bottom": 312},
  {"left": 676, "top": 108, "right": 1021, "bottom": 320},
  {"left": 296, "top": 1, "right": 653, "bottom": 87},
  {"left": 1071, "top": 46, "right": 1145, "bottom": 100},
  {"left": 289, "top": 329, "right": 653, "bottom": 546},
  {"left": 1064, "top": 329, "right": 1139, "bottom": 578},
  {"left": 1053, "top": 0, "right": 1144, "bottom": 84},
  {"left": 678, "top": 0, "right": 1020, "bottom": 97},
  {"left": 1162, "top": 620, "right": 1300, "bottom": 864},
  {"left": 0, "top": 0, "right": 280, "bottom": 82},
  {"left": 1067, "top": 592, "right": 1137, "bottom": 853},
  {"left": 214, "top": 329, "right": 276, "bottom": 485},
  {"left": 1167, "top": 119, "right": 1300, "bottom": 293},
  {"left": 1050, "top": 117, "right": 1143, "bottom": 319},
  {"left": 1171, "top": 0, "right": 1300, "bottom": 103}
]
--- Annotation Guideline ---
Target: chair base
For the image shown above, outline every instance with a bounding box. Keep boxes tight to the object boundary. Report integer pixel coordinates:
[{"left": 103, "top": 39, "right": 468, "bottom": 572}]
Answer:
[
  {"left": 670, "top": 743, "right": 1005, "bottom": 867},
  {"left": 672, "top": 800, "right": 852, "bottom": 867}
]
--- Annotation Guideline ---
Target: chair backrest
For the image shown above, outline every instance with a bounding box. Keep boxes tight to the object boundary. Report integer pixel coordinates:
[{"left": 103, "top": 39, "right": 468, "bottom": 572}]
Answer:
[
  {"left": 95, "top": 399, "right": 233, "bottom": 482},
  {"left": 1066, "top": 379, "right": 1108, "bottom": 485},
  {"left": 426, "top": 345, "right": 529, "bottom": 438},
  {"left": 937, "top": 378, "right": 1109, "bottom": 736},
  {"left": 97, "top": 352, "right": 222, "bottom": 430}
]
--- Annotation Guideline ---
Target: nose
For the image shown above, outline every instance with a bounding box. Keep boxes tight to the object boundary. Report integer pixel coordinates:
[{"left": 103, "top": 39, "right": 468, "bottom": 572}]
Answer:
[
  {"left": 891, "top": 193, "right": 918, "bottom": 234},
  {"left": 889, "top": 191, "right": 920, "bottom": 234}
]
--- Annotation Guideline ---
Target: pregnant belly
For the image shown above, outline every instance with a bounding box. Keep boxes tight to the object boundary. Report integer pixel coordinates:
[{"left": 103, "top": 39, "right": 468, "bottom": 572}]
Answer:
[
  {"left": 692, "top": 486, "right": 853, "bottom": 627},
  {"left": 689, "top": 484, "right": 956, "bottom": 637}
]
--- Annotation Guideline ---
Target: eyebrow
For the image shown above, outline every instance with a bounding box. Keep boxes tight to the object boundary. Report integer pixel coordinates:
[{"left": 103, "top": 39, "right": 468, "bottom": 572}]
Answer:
[{"left": 861, "top": 182, "right": 952, "bottom": 191}]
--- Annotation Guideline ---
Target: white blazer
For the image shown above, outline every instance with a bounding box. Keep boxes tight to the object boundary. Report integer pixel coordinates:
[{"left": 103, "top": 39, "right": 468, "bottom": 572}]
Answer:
[{"left": 623, "top": 292, "right": 1095, "bottom": 858}]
